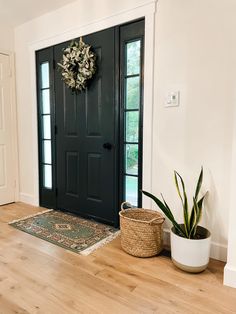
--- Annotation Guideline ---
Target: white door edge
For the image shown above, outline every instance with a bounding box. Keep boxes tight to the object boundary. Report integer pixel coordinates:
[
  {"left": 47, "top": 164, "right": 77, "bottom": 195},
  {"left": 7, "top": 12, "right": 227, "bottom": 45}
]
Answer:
[{"left": 0, "top": 51, "right": 19, "bottom": 204}]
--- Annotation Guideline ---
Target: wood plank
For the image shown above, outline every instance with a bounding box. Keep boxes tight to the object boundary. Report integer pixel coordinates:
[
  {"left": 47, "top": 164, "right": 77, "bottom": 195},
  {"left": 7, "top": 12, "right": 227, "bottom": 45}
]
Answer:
[{"left": 0, "top": 202, "right": 235, "bottom": 313}]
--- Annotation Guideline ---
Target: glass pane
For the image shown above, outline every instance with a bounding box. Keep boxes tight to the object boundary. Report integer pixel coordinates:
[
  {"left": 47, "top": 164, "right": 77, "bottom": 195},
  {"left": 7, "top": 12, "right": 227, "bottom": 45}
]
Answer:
[
  {"left": 43, "top": 164, "right": 52, "bottom": 189},
  {"left": 125, "top": 144, "right": 138, "bottom": 175},
  {"left": 43, "top": 115, "right": 51, "bottom": 139},
  {"left": 42, "top": 89, "right": 50, "bottom": 114},
  {"left": 41, "top": 62, "right": 49, "bottom": 89},
  {"left": 43, "top": 140, "right": 52, "bottom": 164},
  {"left": 126, "top": 40, "right": 141, "bottom": 76},
  {"left": 126, "top": 111, "right": 139, "bottom": 142},
  {"left": 125, "top": 176, "right": 138, "bottom": 206},
  {"left": 125, "top": 77, "right": 140, "bottom": 109}
]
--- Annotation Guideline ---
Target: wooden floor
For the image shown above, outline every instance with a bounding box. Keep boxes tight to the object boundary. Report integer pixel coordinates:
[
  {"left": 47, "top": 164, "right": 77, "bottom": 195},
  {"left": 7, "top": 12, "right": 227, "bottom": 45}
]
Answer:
[{"left": 0, "top": 203, "right": 235, "bottom": 314}]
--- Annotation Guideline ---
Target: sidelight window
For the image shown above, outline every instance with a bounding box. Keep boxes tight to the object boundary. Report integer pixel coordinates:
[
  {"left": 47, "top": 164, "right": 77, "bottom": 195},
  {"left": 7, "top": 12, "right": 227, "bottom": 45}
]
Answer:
[
  {"left": 40, "top": 62, "right": 52, "bottom": 189},
  {"left": 123, "top": 39, "right": 142, "bottom": 206}
]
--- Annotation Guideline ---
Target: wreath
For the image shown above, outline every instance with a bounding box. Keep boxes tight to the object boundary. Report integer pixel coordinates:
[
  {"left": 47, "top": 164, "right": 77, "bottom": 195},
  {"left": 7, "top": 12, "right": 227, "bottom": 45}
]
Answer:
[{"left": 58, "top": 38, "right": 96, "bottom": 92}]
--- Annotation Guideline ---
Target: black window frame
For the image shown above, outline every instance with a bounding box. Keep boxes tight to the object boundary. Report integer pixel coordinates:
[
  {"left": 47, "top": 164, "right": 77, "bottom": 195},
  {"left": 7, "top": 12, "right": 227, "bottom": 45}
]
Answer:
[
  {"left": 119, "top": 19, "right": 145, "bottom": 208},
  {"left": 36, "top": 47, "right": 56, "bottom": 208}
]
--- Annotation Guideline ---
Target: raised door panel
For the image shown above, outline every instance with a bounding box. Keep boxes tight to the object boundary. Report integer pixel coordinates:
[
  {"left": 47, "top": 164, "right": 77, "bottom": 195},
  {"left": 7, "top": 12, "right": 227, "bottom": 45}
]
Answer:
[
  {"left": 0, "top": 145, "right": 6, "bottom": 187},
  {"left": 85, "top": 77, "right": 102, "bottom": 137},
  {"left": 0, "top": 86, "right": 4, "bottom": 131},
  {"left": 87, "top": 153, "right": 102, "bottom": 201},
  {"left": 64, "top": 88, "right": 79, "bottom": 137},
  {"left": 66, "top": 152, "right": 79, "bottom": 197}
]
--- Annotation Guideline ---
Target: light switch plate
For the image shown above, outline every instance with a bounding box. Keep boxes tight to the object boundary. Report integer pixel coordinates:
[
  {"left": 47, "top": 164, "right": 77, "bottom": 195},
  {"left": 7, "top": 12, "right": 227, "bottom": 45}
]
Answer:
[{"left": 165, "top": 91, "right": 180, "bottom": 107}]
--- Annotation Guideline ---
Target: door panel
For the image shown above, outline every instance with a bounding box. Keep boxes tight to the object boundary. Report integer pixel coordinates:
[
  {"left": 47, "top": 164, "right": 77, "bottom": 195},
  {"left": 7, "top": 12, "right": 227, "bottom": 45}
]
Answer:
[
  {"left": 66, "top": 152, "right": 79, "bottom": 197},
  {"left": 87, "top": 153, "right": 102, "bottom": 200},
  {"left": 65, "top": 96, "right": 78, "bottom": 137},
  {"left": 54, "top": 28, "right": 117, "bottom": 224},
  {"left": 86, "top": 78, "right": 102, "bottom": 136},
  {"left": 0, "top": 145, "right": 6, "bottom": 187},
  {"left": 0, "top": 54, "right": 15, "bottom": 205}
]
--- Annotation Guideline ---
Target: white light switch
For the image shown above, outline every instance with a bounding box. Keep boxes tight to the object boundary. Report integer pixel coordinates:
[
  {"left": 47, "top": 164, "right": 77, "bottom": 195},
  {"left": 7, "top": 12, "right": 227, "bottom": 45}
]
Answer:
[{"left": 165, "top": 91, "right": 180, "bottom": 107}]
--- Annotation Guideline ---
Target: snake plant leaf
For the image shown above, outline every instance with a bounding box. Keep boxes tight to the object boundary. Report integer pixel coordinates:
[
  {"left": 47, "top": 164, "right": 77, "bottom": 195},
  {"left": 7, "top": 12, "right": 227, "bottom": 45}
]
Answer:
[
  {"left": 174, "top": 171, "right": 183, "bottom": 204},
  {"left": 174, "top": 171, "right": 189, "bottom": 236},
  {"left": 189, "top": 205, "right": 196, "bottom": 236},
  {"left": 141, "top": 190, "right": 170, "bottom": 218},
  {"left": 189, "top": 197, "right": 198, "bottom": 238},
  {"left": 194, "top": 194, "right": 206, "bottom": 233},
  {"left": 192, "top": 197, "right": 201, "bottom": 238},
  {"left": 160, "top": 194, "right": 187, "bottom": 237},
  {"left": 142, "top": 168, "right": 206, "bottom": 239},
  {"left": 197, "top": 194, "right": 206, "bottom": 212},
  {"left": 195, "top": 166, "right": 203, "bottom": 201},
  {"left": 141, "top": 190, "right": 185, "bottom": 237},
  {"left": 160, "top": 194, "right": 175, "bottom": 220},
  {"left": 189, "top": 194, "right": 207, "bottom": 238},
  {"left": 192, "top": 194, "right": 208, "bottom": 237}
]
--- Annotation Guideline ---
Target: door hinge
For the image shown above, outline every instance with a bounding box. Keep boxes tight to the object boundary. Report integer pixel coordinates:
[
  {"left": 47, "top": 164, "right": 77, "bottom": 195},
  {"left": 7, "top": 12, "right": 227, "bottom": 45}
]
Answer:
[
  {"left": 53, "top": 59, "right": 56, "bottom": 69},
  {"left": 54, "top": 125, "right": 58, "bottom": 135},
  {"left": 55, "top": 188, "right": 58, "bottom": 196}
]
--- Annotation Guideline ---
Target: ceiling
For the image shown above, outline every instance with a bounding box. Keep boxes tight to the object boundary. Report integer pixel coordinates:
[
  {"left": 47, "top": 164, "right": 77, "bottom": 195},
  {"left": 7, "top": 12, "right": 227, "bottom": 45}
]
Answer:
[{"left": 0, "top": 0, "right": 77, "bottom": 27}]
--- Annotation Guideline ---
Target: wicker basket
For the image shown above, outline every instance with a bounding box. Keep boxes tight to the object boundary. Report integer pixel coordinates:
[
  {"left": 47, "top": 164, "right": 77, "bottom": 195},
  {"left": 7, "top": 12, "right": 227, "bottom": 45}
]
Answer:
[{"left": 119, "top": 202, "right": 165, "bottom": 257}]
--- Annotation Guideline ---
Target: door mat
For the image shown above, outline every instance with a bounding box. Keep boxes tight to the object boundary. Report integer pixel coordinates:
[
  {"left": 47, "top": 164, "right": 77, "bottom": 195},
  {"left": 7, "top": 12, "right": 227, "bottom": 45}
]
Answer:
[{"left": 9, "top": 209, "right": 119, "bottom": 255}]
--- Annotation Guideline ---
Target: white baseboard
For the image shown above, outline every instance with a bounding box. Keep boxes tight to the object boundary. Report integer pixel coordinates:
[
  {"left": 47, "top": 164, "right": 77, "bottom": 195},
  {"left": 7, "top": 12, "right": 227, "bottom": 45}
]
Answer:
[
  {"left": 210, "top": 241, "right": 227, "bottom": 262},
  {"left": 224, "top": 264, "right": 236, "bottom": 288},
  {"left": 19, "top": 193, "right": 38, "bottom": 206},
  {"left": 163, "top": 229, "right": 227, "bottom": 262}
]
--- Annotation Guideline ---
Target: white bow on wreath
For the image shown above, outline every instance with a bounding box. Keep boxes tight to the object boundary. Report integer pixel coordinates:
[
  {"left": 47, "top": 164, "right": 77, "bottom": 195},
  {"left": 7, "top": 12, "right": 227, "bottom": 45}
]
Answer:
[{"left": 58, "top": 37, "right": 96, "bottom": 92}]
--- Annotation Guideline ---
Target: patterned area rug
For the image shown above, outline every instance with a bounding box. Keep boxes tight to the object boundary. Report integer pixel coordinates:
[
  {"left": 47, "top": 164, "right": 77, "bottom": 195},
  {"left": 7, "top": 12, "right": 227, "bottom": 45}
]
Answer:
[{"left": 9, "top": 210, "right": 119, "bottom": 255}]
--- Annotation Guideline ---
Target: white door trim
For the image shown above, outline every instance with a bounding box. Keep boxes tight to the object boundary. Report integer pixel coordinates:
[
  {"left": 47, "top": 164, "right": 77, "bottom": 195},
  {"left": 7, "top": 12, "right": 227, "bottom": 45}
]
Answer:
[
  {"left": 28, "top": 0, "right": 157, "bottom": 207},
  {"left": 0, "top": 50, "right": 19, "bottom": 203}
]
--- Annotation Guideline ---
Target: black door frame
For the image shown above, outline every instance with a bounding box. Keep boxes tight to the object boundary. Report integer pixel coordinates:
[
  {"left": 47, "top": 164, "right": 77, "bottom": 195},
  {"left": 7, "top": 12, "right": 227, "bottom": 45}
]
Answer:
[
  {"left": 36, "top": 18, "right": 144, "bottom": 227},
  {"left": 119, "top": 19, "right": 144, "bottom": 208},
  {"left": 36, "top": 47, "right": 56, "bottom": 209}
]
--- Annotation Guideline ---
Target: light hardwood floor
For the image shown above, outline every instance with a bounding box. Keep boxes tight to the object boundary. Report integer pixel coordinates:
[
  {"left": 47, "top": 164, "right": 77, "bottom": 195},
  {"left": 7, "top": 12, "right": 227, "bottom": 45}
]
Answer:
[{"left": 0, "top": 202, "right": 235, "bottom": 314}]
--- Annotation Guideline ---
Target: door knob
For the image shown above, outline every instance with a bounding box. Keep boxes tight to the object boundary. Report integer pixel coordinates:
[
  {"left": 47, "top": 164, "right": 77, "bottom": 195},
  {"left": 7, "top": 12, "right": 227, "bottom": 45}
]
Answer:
[{"left": 103, "top": 142, "right": 112, "bottom": 150}]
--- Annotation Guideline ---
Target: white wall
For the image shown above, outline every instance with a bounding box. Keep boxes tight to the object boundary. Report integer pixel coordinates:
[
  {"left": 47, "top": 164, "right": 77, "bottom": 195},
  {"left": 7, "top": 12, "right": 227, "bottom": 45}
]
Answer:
[
  {"left": 153, "top": 0, "right": 236, "bottom": 261},
  {"left": 14, "top": 0, "right": 153, "bottom": 205},
  {"left": 224, "top": 95, "right": 236, "bottom": 288},
  {"left": 14, "top": 0, "right": 236, "bottom": 268},
  {"left": 0, "top": 25, "right": 14, "bottom": 52}
]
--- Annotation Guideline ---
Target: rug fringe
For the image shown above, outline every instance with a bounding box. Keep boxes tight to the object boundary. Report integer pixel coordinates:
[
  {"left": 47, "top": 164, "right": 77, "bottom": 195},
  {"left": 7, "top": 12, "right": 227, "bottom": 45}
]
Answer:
[
  {"left": 8, "top": 209, "right": 53, "bottom": 224},
  {"left": 80, "top": 231, "right": 120, "bottom": 256}
]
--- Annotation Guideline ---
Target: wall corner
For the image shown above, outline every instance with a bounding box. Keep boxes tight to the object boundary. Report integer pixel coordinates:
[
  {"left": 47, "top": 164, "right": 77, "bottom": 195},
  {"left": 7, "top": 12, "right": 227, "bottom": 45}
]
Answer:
[{"left": 224, "top": 264, "right": 236, "bottom": 288}]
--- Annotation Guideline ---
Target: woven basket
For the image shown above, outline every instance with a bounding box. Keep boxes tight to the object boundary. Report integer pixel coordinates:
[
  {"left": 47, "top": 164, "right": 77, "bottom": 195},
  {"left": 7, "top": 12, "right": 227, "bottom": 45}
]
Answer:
[{"left": 119, "top": 202, "right": 165, "bottom": 257}]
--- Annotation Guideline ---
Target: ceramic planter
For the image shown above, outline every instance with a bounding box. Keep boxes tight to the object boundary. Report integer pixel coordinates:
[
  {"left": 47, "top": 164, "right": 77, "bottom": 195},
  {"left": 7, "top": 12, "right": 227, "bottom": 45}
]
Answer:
[{"left": 170, "top": 225, "right": 211, "bottom": 273}]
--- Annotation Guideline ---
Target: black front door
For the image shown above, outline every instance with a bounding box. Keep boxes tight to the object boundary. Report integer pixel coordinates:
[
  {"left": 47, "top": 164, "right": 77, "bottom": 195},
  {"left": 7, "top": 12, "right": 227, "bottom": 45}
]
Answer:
[
  {"left": 54, "top": 28, "right": 118, "bottom": 225},
  {"left": 36, "top": 19, "right": 144, "bottom": 227}
]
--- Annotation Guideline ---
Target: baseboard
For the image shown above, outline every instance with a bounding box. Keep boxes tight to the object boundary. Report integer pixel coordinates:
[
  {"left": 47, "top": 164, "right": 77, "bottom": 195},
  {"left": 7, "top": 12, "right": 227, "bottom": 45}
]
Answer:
[
  {"left": 210, "top": 241, "right": 227, "bottom": 262},
  {"left": 224, "top": 264, "right": 236, "bottom": 288},
  {"left": 163, "top": 229, "right": 227, "bottom": 262},
  {"left": 19, "top": 193, "right": 38, "bottom": 206}
]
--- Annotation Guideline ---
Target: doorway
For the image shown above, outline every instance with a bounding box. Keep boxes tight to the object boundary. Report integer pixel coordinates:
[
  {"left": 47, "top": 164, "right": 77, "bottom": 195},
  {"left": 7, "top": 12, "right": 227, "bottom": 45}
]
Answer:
[
  {"left": 36, "top": 19, "right": 144, "bottom": 226},
  {"left": 0, "top": 53, "right": 16, "bottom": 205}
]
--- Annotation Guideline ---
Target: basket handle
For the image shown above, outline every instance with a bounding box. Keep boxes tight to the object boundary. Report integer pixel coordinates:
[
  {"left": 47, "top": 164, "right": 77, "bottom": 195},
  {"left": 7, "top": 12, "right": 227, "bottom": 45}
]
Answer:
[
  {"left": 149, "top": 216, "right": 165, "bottom": 225},
  {"left": 120, "top": 201, "right": 133, "bottom": 211}
]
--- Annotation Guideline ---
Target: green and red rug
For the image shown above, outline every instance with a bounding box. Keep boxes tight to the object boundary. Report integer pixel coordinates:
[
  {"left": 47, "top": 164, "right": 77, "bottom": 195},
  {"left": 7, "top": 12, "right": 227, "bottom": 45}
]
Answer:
[{"left": 9, "top": 210, "right": 119, "bottom": 255}]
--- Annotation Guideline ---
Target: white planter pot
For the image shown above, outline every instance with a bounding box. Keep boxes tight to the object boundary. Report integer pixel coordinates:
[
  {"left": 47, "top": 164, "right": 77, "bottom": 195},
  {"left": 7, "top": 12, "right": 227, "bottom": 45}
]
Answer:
[{"left": 170, "top": 225, "right": 211, "bottom": 273}]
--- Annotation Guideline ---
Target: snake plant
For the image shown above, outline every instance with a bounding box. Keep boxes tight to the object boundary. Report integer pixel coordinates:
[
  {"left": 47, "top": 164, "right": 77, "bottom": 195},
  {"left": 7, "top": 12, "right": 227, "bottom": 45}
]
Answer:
[{"left": 142, "top": 167, "right": 207, "bottom": 239}]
